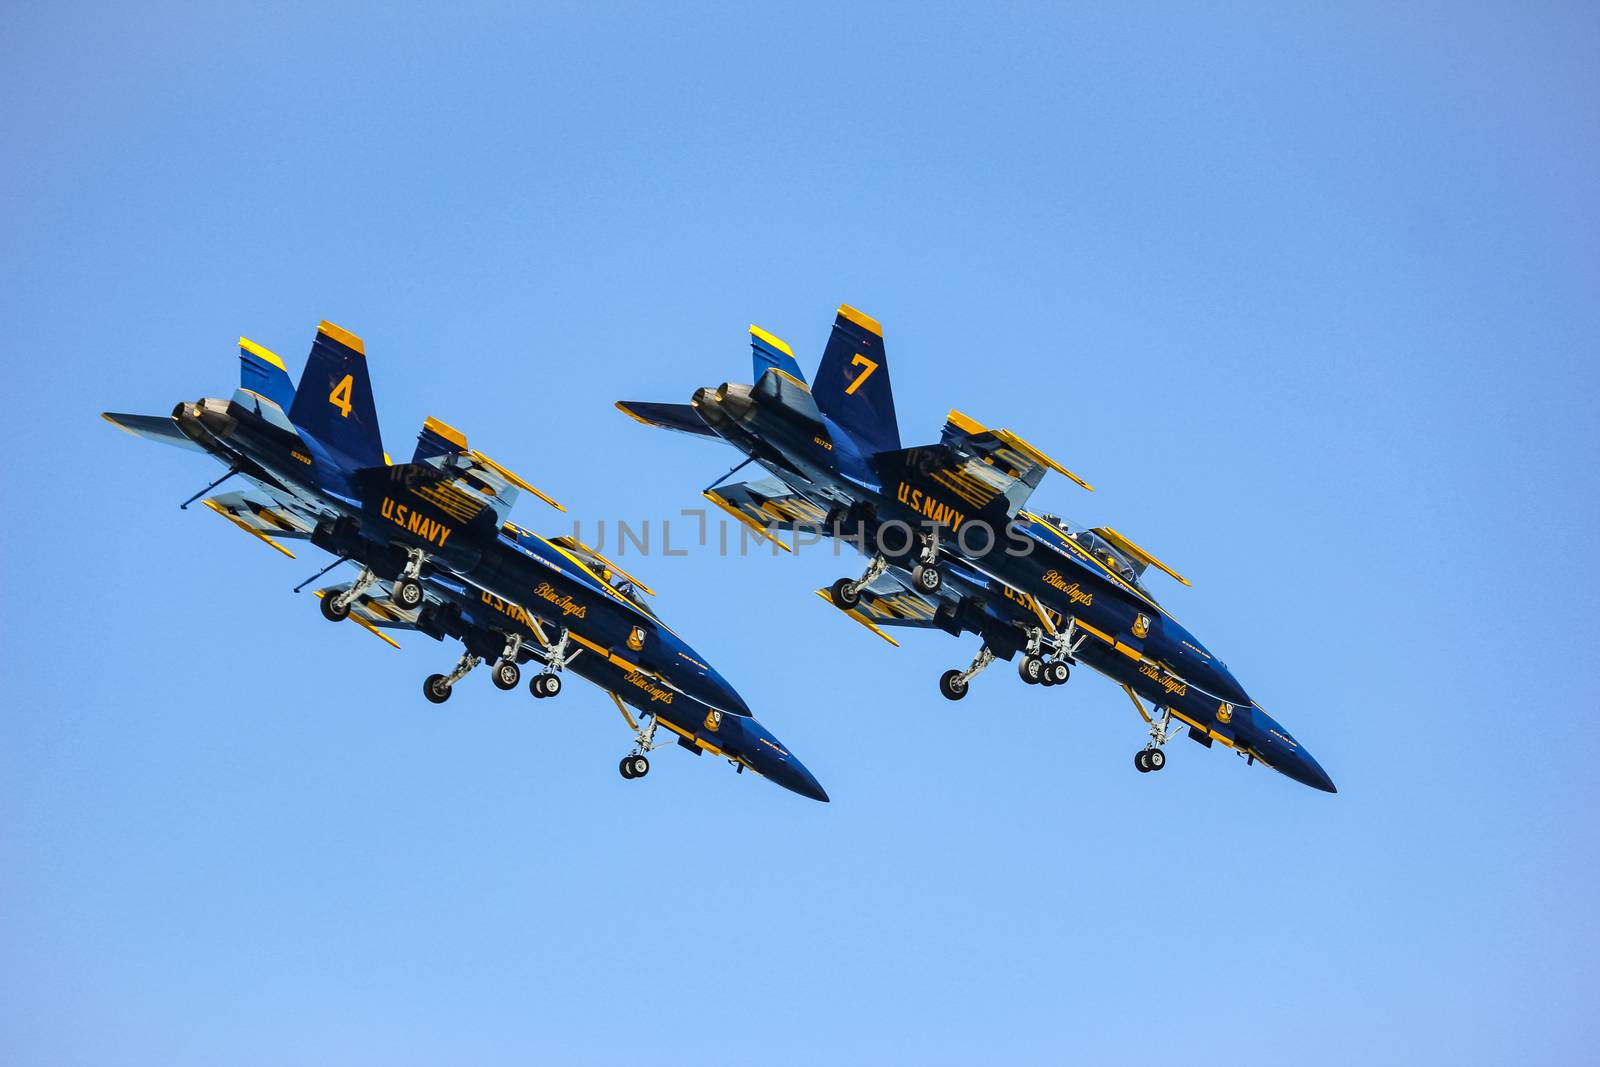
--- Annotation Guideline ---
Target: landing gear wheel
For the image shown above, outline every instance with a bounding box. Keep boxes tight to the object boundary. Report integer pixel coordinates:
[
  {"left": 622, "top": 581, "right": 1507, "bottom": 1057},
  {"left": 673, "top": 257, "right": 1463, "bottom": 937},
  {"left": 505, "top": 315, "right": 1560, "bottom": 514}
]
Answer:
[
  {"left": 492, "top": 660, "right": 521, "bottom": 691},
  {"left": 1145, "top": 748, "right": 1166, "bottom": 772},
  {"left": 619, "top": 755, "right": 636, "bottom": 779},
  {"left": 829, "top": 577, "right": 861, "bottom": 610},
  {"left": 530, "top": 673, "right": 562, "bottom": 699},
  {"left": 1019, "top": 654, "right": 1045, "bottom": 685},
  {"left": 320, "top": 594, "right": 351, "bottom": 622},
  {"left": 423, "top": 673, "right": 452, "bottom": 704},
  {"left": 1135, "top": 749, "right": 1150, "bottom": 772},
  {"left": 1045, "top": 660, "right": 1071, "bottom": 686},
  {"left": 627, "top": 755, "right": 650, "bottom": 779},
  {"left": 938, "top": 668, "right": 968, "bottom": 701},
  {"left": 912, "top": 563, "right": 943, "bottom": 593},
  {"left": 394, "top": 578, "right": 425, "bottom": 610}
]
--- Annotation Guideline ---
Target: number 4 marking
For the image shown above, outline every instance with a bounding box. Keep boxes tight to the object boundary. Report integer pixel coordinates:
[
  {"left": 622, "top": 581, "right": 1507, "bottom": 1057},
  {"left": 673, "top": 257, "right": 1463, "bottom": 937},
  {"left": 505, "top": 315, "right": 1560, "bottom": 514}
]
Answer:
[
  {"left": 329, "top": 374, "right": 354, "bottom": 417},
  {"left": 845, "top": 353, "right": 879, "bottom": 395}
]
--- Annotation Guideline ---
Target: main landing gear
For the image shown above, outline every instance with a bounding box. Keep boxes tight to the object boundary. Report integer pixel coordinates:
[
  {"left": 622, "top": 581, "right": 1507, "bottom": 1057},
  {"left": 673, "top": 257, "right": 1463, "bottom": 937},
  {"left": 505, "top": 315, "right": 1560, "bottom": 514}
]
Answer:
[
  {"left": 911, "top": 530, "right": 943, "bottom": 594},
  {"left": 319, "top": 565, "right": 379, "bottom": 622},
  {"left": 618, "top": 713, "right": 661, "bottom": 780},
  {"left": 423, "top": 650, "right": 482, "bottom": 704},
  {"left": 491, "top": 633, "right": 523, "bottom": 691},
  {"left": 527, "top": 626, "right": 578, "bottom": 700},
  {"left": 829, "top": 553, "right": 889, "bottom": 610},
  {"left": 1016, "top": 617, "right": 1087, "bottom": 690},
  {"left": 393, "top": 547, "right": 429, "bottom": 610},
  {"left": 938, "top": 645, "right": 995, "bottom": 701},
  {"left": 1126, "top": 688, "right": 1174, "bottom": 775}
]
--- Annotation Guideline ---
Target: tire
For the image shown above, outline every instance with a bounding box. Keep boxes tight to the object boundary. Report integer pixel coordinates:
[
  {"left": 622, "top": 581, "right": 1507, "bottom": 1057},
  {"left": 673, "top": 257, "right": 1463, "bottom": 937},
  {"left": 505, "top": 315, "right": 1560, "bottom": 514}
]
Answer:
[
  {"left": 912, "top": 564, "right": 942, "bottom": 593},
  {"left": 1135, "top": 750, "right": 1150, "bottom": 772},
  {"left": 1018, "top": 655, "right": 1044, "bottom": 685},
  {"left": 938, "top": 668, "right": 968, "bottom": 701},
  {"left": 492, "top": 660, "right": 521, "bottom": 691},
  {"left": 320, "top": 594, "right": 350, "bottom": 622},
  {"left": 829, "top": 577, "right": 860, "bottom": 610},
  {"left": 529, "top": 674, "right": 547, "bottom": 698},
  {"left": 1146, "top": 748, "right": 1166, "bottom": 771},
  {"left": 629, "top": 755, "right": 650, "bottom": 778},
  {"left": 541, "top": 673, "right": 562, "bottom": 698},
  {"left": 394, "top": 578, "right": 424, "bottom": 610},
  {"left": 423, "top": 674, "right": 452, "bottom": 704},
  {"left": 619, "top": 756, "right": 635, "bottom": 779},
  {"left": 1046, "top": 660, "right": 1070, "bottom": 685}
]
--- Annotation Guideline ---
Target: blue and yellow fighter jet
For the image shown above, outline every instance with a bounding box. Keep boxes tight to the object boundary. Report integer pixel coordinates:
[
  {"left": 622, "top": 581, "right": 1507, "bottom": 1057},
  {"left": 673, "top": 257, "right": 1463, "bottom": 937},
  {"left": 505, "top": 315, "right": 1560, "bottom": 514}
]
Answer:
[
  {"left": 102, "top": 321, "right": 827, "bottom": 801},
  {"left": 618, "top": 306, "right": 1335, "bottom": 793}
]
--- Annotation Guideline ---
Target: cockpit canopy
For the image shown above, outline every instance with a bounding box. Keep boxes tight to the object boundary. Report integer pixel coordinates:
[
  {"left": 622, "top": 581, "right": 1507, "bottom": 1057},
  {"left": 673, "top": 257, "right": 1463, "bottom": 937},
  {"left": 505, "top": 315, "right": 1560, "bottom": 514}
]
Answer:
[{"left": 1036, "top": 514, "right": 1156, "bottom": 599}]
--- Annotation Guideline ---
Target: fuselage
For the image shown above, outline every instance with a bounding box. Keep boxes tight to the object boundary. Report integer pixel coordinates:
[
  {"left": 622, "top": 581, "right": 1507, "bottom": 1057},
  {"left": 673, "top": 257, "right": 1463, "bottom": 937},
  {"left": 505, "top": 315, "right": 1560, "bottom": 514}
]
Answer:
[
  {"left": 688, "top": 377, "right": 1336, "bottom": 793},
  {"left": 175, "top": 392, "right": 752, "bottom": 718}
]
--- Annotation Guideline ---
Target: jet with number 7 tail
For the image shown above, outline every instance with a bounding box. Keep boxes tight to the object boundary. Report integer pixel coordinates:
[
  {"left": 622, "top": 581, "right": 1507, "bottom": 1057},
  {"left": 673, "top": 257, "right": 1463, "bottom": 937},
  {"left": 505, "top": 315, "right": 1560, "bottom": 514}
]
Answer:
[
  {"left": 102, "top": 320, "right": 827, "bottom": 800},
  {"left": 617, "top": 305, "right": 1335, "bottom": 793}
]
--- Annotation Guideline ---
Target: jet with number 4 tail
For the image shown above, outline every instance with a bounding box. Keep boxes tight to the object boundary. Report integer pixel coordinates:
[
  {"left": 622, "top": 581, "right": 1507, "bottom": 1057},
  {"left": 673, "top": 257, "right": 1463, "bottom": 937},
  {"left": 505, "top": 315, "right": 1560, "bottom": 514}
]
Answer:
[
  {"left": 103, "top": 321, "right": 827, "bottom": 800},
  {"left": 618, "top": 305, "right": 1334, "bottom": 793}
]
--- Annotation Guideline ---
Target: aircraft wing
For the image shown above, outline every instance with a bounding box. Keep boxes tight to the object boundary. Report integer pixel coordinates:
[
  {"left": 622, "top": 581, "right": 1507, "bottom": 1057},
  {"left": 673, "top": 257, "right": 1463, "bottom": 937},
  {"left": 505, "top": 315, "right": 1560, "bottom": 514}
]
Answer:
[
  {"left": 314, "top": 580, "right": 419, "bottom": 649},
  {"left": 615, "top": 400, "right": 719, "bottom": 439},
  {"left": 813, "top": 571, "right": 946, "bottom": 647},
  {"left": 702, "top": 476, "right": 830, "bottom": 552},
  {"left": 880, "top": 408, "right": 1094, "bottom": 520},
  {"left": 200, "top": 486, "right": 328, "bottom": 558},
  {"left": 102, "top": 412, "right": 205, "bottom": 452},
  {"left": 400, "top": 417, "right": 564, "bottom": 526}
]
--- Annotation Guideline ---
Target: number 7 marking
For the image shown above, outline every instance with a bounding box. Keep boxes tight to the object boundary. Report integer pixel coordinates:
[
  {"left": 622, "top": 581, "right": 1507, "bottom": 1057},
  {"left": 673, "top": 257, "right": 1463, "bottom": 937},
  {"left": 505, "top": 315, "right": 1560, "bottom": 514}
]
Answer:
[{"left": 845, "top": 354, "right": 879, "bottom": 395}]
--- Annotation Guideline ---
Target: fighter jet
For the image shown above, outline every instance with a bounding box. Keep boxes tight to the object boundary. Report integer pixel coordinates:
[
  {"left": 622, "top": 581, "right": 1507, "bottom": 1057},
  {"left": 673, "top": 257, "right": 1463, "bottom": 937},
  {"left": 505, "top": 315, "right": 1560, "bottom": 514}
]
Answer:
[
  {"left": 617, "top": 306, "right": 1335, "bottom": 793},
  {"left": 103, "top": 321, "right": 827, "bottom": 800}
]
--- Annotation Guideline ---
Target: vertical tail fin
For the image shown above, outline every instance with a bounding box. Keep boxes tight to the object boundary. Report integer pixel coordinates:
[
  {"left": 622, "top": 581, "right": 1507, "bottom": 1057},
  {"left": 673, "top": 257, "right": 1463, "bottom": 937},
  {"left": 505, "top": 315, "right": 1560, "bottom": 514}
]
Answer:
[
  {"left": 751, "top": 325, "right": 806, "bottom": 386},
  {"left": 811, "top": 304, "right": 900, "bottom": 457},
  {"left": 238, "top": 337, "right": 295, "bottom": 411},
  {"left": 287, "top": 321, "right": 386, "bottom": 468}
]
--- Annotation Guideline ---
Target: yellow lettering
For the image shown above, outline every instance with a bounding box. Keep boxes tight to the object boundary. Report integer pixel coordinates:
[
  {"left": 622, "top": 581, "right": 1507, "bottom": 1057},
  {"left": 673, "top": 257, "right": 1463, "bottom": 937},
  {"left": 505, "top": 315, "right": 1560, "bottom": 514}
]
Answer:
[
  {"left": 845, "top": 353, "right": 879, "bottom": 395},
  {"left": 328, "top": 374, "right": 354, "bottom": 418}
]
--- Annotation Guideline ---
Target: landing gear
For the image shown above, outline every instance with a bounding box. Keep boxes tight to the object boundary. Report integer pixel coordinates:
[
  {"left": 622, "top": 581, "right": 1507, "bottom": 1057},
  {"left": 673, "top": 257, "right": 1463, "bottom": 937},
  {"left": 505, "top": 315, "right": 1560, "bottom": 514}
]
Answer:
[
  {"left": 526, "top": 627, "right": 579, "bottom": 700},
  {"left": 830, "top": 553, "right": 889, "bottom": 610},
  {"left": 394, "top": 547, "right": 429, "bottom": 610},
  {"left": 420, "top": 651, "right": 480, "bottom": 705},
  {"left": 911, "top": 530, "right": 943, "bottom": 593},
  {"left": 618, "top": 713, "right": 661, "bottom": 781},
  {"left": 320, "top": 593, "right": 351, "bottom": 622},
  {"left": 491, "top": 632, "right": 524, "bottom": 691},
  {"left": 423, "top": 673, "right": 452, "bottom": 704},
  {"left": 321, "top": 565, "right": 378, "bottom": 622},
  {"left": 1126, "top": 688, "right": 1174, "bottom": 776},
  {"left": 939, "top": 645, "right": 995, "bottom": 701},
  {"left": 1045, "top": 660, "right": 1070, "bottom": 686},
  {"left": 1134, "top": 748, "right": 1167, "bottom": 773},
  {"left": 1018, "top": 654, "right": 1045, "bottom": 685},
  {"left": 1017, "top": 618, "right": 1085, "bottom": 691},
  {"left": 492, "top": 660, "right": 521, "bottom": 691}
]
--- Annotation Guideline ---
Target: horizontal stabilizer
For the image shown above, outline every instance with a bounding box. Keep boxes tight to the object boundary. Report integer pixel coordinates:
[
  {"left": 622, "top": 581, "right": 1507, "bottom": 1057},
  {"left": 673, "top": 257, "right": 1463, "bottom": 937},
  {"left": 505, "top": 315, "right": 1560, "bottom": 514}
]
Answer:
[
  {"left": 101, "top": 412, "right": 204, "bottom": 452},
  {"left": 615, "top": 400, "right": 718, "bottom": 439}
]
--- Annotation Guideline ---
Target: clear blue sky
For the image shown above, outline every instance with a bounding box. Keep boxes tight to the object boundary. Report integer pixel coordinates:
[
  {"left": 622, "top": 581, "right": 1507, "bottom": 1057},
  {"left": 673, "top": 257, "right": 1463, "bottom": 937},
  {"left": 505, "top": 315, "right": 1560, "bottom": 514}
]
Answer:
[{"left": 4, "top": 3, "right": 1596, "bottom": 1063}]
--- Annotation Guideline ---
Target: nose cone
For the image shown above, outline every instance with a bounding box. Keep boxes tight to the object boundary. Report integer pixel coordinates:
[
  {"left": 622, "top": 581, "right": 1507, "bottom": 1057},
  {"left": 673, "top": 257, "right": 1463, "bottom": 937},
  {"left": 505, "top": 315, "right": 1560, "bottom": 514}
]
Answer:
[
  {"left": 650, "top": 634, "right": 753, "bottom": 717},
  {"left": 719, "top": 715, "right": 829, "bottom": 802},
  {"left": 1244, "top": 705, "right": 1337, "bottom": 793}
]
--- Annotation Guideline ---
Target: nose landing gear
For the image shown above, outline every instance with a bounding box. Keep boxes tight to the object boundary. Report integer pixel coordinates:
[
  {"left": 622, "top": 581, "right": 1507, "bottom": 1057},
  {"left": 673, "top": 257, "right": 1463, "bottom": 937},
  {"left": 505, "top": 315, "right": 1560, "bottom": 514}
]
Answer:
[
  {"left": 1123, "top": 684, "right": 1174, "bottom": 775},
  {"left": 617, "top": 712, "right": 660, "bottom": 781}
]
